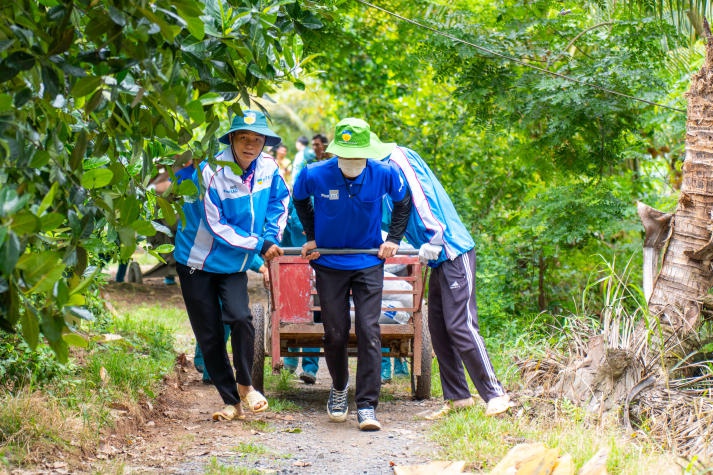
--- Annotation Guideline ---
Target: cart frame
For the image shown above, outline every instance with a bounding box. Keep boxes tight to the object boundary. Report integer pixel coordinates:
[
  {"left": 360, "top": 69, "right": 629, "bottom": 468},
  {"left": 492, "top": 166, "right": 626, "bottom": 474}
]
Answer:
[{"left": 250, "top": 253, "right": 432, "bottom": 399}]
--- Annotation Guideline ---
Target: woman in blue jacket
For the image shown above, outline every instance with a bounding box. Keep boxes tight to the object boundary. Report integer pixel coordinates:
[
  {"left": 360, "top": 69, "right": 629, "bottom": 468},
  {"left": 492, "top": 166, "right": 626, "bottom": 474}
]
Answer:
[{"left": 174, "top": 110, "right": 289, "bottom": 421}]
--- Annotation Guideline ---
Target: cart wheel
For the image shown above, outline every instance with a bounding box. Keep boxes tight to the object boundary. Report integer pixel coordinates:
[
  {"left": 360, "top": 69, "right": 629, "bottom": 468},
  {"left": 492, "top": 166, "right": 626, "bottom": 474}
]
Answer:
[
  {"left": 251, "top": 303, "right": 266, "bottom": 394},
  {"left": 412, "top": 310, "right": 432, "bottom": 400},
  {"left": 126, "top": 261, "right": 143, "bottom": 284}
]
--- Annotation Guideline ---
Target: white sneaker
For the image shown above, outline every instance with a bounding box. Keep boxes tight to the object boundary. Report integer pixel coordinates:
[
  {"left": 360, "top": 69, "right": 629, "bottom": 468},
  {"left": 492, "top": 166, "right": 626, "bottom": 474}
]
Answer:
[{"left": 485, "top": 394, "right": 511, "bottom": 416}]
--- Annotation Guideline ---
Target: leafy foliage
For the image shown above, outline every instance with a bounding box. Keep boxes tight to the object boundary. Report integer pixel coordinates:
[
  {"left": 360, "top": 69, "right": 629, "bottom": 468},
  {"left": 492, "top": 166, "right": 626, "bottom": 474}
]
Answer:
[
  {"left": 0, "top": 0, "right": 330, "bottom": 358},
  {"left": 308, "top": 0, "right": 690, "bottom": 318}
]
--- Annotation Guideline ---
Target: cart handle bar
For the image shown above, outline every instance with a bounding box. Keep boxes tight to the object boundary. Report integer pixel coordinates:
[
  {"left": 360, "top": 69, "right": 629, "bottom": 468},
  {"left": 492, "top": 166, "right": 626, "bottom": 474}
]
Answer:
[{"left": 280, "top": 247, "right": 420, "bottom": 256}]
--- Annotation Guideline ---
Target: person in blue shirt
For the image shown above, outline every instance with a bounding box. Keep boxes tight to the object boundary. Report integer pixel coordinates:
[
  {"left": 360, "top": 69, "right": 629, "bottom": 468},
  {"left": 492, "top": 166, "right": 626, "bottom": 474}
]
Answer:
[
  {"left": 374, "top": 132, "right": 511, "bottom": 420},
  {"left": 174, "top": 110, "right": 290, "bottom": 422},
  {"left": 293, "top": 118, "right": 412, "bottom": 432}
]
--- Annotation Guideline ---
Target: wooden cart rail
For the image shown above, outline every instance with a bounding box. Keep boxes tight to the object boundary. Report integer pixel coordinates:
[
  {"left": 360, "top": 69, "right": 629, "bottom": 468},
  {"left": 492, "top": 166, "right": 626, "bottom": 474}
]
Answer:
[{"left": 250, "top": 249, "right": 432, "bottom": 399}]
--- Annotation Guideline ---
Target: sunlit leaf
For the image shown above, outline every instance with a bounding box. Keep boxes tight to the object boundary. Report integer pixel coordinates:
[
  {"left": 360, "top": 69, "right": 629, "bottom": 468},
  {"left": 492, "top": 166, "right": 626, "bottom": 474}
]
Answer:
[
  {"left": 10, "top": 210, "right": 41, "bottom": 235},
  {"left": 71, "top": 75, "right": 102, "bottom": 98},
  {"left": 81, "top": 168, "right": 114, "bottom": 189},
  {"left": 62, "top": 332, "right": 89, "bottom": 348}
]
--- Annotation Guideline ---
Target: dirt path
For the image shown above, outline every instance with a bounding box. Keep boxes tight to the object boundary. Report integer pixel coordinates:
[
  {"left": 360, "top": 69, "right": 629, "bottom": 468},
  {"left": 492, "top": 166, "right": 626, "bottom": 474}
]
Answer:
[{"left": 100, "top": 273, "right": 446, "bottom": 474}]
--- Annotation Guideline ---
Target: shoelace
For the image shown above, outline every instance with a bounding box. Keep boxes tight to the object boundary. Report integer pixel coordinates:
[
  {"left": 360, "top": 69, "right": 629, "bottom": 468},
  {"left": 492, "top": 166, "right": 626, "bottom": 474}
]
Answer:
[
  {"left": 331, "top": 388, "right": 348, "bottom": 407},
  {"left": 358, "top": 407, "right": 376, "bottom": 420}
]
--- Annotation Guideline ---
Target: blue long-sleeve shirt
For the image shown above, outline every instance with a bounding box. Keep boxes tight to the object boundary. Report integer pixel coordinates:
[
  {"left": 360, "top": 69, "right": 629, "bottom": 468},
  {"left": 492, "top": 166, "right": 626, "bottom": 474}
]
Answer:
[{"left": 382, "top": 146, "right": 474, "bottom": 267}]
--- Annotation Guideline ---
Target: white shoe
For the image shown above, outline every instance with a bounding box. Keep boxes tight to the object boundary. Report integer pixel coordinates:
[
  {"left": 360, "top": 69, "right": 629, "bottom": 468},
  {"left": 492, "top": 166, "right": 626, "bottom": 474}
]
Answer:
[{"left": 485, "top": 394, "right": 511, "bottom": 416}]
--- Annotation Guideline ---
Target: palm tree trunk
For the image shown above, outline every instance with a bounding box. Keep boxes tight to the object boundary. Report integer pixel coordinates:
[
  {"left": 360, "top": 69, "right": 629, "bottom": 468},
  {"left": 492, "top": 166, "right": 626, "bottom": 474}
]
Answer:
[{"left": 541, "top": 22, "right": 713, "bottom": 413}]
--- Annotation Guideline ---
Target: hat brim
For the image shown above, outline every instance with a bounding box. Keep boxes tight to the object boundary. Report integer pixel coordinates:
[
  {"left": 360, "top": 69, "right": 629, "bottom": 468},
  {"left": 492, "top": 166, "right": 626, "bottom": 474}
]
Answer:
[
  {"left": 219, "top": 126, "right": 282, "bottom": 147},
  {"left": 326, "top": 139, "right": 395, "bottom": 160}
]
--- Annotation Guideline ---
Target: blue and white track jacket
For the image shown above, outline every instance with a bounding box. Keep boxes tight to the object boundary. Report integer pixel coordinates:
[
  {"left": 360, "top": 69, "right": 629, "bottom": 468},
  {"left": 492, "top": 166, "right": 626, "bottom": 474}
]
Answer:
[
  {"left": 383, "top": 146, "right": 474, "bottom": 267},
  {"left": 174, "top": 149, "right": 290, "bottom": 273}
]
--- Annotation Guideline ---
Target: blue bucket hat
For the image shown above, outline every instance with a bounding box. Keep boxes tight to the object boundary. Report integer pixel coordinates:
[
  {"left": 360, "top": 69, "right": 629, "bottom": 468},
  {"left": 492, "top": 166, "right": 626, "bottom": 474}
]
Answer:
[{"left": 218, "top": 110, "right": 282, "bottom": 147}]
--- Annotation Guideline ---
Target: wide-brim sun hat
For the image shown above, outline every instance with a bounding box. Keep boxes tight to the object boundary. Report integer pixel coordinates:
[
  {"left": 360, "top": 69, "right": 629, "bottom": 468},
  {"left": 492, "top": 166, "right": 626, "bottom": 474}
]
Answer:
[
  {"left": 368, "top": 132, "right": 396, "bottom": 160},
  {"left": 218, "top": 110, "right": 282, "bottom": 147},
  {"left": 325, "top": 118, "right": 396, "bottom": 159}
]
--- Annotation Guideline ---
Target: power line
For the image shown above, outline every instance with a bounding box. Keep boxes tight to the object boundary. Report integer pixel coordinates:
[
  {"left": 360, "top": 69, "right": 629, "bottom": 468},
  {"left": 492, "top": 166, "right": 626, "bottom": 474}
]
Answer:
[{"left": 354, "top": 0, "right": 687, "bottom": 114}]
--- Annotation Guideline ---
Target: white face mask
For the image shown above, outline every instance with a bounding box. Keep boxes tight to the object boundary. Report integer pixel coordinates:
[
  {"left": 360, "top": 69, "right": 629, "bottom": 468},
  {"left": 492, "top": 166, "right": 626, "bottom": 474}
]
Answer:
[{"left": 338, "top": 158, "right": 367, "bottom": 177}]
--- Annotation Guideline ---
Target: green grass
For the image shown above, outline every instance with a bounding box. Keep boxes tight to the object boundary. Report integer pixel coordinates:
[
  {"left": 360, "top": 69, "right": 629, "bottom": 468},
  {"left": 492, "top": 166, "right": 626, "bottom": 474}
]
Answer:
[
  {"left": 427, "top": 309, "right": 688, "bottom": 475},
  {"left": 268, "top": 368, "right": 296, "bottom": 392},
  {"left": 0, "top": 390, "right": 91, "bottom": 467},
  {"left": 232, "top": 442, "right": 270, "bottom": 455},
  {"left": 265, "top": 397, "right": 300, "bottom": 413},
  {"left": 0, "top": 301, "right": 180, "bottom": 468},
  {"left": 203, "top": 457, "right": 264, "bottom": 475},
  {"left": 242, "top": 419, "right": 272, "bottom": 433},
  {"left": 82, "top": 309, "right": 177, "bottom": 402},
  {"left": 429, "top": 401, "right": 679, "bottom": 474}
]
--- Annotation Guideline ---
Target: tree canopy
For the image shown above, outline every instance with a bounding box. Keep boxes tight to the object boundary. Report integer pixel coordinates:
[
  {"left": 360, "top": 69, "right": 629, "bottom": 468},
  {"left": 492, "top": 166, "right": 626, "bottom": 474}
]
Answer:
[
  {"left": 0, "top": 0, "right": 706, "bottom": 356},
  {"left": 0, "top": 0, "right": 329, "bottom": 359}
]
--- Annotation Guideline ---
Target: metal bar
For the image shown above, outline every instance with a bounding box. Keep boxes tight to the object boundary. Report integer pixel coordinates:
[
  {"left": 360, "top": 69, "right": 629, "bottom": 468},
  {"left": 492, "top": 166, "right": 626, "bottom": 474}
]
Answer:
[{"left": 281, "top": 247, "right": 420, "bottom": 256}]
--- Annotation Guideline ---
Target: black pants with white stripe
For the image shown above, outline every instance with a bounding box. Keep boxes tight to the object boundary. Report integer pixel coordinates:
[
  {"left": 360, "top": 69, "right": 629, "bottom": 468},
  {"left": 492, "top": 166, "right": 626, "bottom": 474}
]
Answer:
[
  {"left": 428, "top": 248, "right": 505, "bottom": 403},
  {"left": 177, "top": 263, "right": 254, "bottom": 406},
  {"left": 312, "top": 262, "right": 384, "bottom": 410}
]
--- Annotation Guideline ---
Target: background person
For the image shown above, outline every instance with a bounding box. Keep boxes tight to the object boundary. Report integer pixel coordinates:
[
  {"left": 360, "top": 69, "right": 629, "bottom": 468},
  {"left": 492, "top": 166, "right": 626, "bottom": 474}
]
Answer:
[
  {"left": 272, "top": 143, "right": 291, "bottom": 183},
  {"left": 292, "top": 133, "right": 329, "bottom": 187},
  {"left": 282, "top": 132, "right": 332, "bottom": 384},
  {"left": 174, "top": 110, "right": 289, "bottom": 421}
]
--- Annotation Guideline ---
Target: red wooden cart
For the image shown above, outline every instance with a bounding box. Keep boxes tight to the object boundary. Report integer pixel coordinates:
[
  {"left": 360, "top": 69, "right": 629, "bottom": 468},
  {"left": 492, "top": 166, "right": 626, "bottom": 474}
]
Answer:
[{"left": 250, "top": 249, "right": 432, "bottom": 400}]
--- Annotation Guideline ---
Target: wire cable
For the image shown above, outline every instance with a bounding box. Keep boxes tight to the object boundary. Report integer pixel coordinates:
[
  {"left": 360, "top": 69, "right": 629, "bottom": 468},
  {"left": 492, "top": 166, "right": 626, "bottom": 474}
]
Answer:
[{"left": 354, "top": 0, "right": 687, "bottom": 114}]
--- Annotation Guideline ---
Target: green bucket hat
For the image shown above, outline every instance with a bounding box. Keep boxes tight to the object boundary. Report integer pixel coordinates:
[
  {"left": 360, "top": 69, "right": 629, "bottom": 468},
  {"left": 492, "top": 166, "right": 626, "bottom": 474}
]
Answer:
[
  {"left": 218, "top": 110, "right": 282, "bottom": 147},
  {"left": 325, "top": 118, "right": 395, "bottom": 159}
]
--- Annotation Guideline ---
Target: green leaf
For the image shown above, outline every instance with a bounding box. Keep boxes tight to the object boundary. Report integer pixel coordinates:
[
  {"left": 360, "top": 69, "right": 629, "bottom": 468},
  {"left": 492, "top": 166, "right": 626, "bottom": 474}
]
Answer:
[
  {"left": 10, "top": 210, "right": 41, "bottom": 235},
  {"left": 0, "top": 93, "right": 11, "bottom": 113},
  {"left": 54, "top": 279, "right": 69, "bottom": 307},
  {"left": 71, "top": 76, "right": 103, "bottom": 98},
  {"left": 29, "top": 150, "right": 50, "bottom": 168},
  {"left": 185, "top": 100, "right": 206, "bottom": 123},
  {"left": 183, "top": 15, "right": 205, "bottom": 40},
  {"left": 46, "top": 330, "right": 69, "bottom": 363},
  {"left": 16, "top": 251, "right": 66, "bottom": 293},
  {"left": 83, "top": 156, "right": 111, "bottom": 170},
  {"left": 198, "top": 92, "right": 225, "bottom": 106},
  {"left": 177, "top": 179, "right": 198, "bottom": 197},
  {"left": 21, "top": 304, "right": 40, "bottom": 350},
  {"left": 68, "top": 264, "right": 101, "bottom": 296},
  {"left": 70, "top": 130, "right": 88, "bottom": 170},
  {"left": 41, "top": 313, "right": 65, "bottom": 342},
  {"left": 40, "top": 212, "right": 65, "bottom": 232},
  {"left": 248, "top": 62, "right": 270, "bottom": 80},
  {"left": 0, "top": 230, "right": 21, "bottom": 275},
  {"left": 62, "top": 332, "right": 89, "bottom": 348},
  {"left": 38, "top": 182, "right": 59, "bottom": 215},
  {"left": 81, "top": 168, "right": 114, "bottom": 189},
  {"left": 153, "top": 244, "right": 174, "bottom": 254},
  {"left": 0, "top": 187, "right": 29, "bottom": 217},
  {"left": 132, "top": 219, "right": 158, "bottom": 236},
  {"left": 157, "top": 196, "right": 177, "bottom": 227},
  {"left": 85, "top": 89, "right": 104, "bottom": 114},
  {"left": 64, "top": 305, "right": 95, "bottom": 321},
  {"left": 6, "top": 51, "right": 35, "bottom": 72}
]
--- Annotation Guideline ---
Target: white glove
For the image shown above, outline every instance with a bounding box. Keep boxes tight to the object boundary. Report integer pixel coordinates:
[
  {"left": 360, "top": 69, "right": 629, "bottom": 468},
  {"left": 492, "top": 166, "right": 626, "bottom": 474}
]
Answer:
[{"left": 418, "top": 243, "right": 442, "bottom": 264}]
